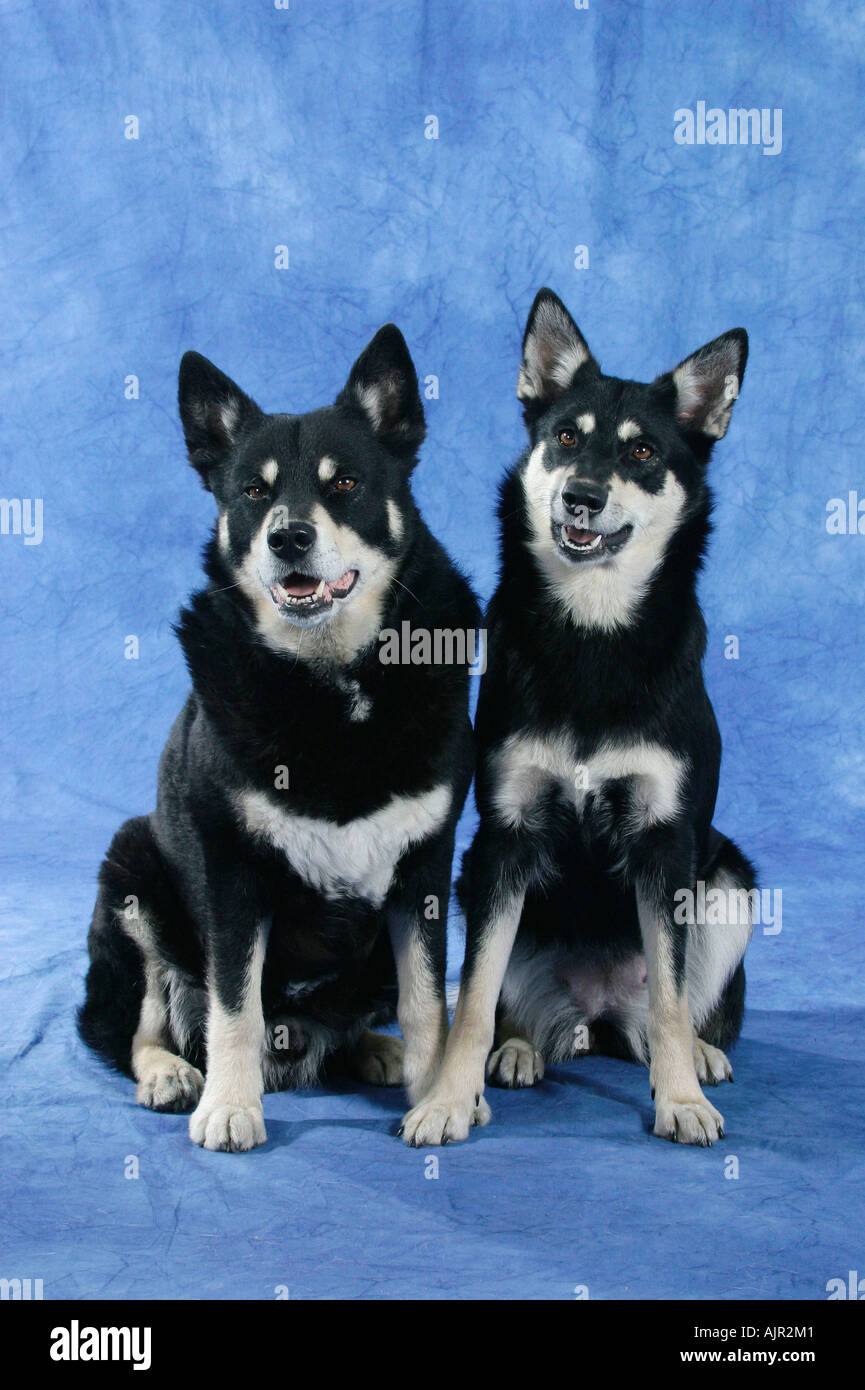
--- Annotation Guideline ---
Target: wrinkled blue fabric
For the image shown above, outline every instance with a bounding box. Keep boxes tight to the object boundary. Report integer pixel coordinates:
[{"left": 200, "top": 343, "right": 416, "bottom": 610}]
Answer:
[{"left": 1, "top": 0, "right": 863, "bottom": 1300}]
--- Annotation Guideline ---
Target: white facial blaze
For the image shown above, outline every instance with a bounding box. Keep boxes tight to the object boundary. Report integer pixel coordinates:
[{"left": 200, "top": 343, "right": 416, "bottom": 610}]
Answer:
[
  {"left": 234, "top": 498, "right": 397, "bottom": 662},
  {"left": 521, "top": 444, "right": 688, "bottom": 631},
  {"left": 522, "top": 442, "right": 571, "bottom": 547}
]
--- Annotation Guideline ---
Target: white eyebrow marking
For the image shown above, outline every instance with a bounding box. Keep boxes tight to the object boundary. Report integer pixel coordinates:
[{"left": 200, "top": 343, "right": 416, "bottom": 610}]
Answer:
[
  {"left": 617, "top": 420, "right": 642, "bottom": 442},
  {"left": 318, "top": 455, "right": 337, "bottom": 483},
  {"left": 260, "top": 458, "right": 278, "bottom": 485},
  {"left": 576, "top": 413, "right": 595, "bottom": 433}
]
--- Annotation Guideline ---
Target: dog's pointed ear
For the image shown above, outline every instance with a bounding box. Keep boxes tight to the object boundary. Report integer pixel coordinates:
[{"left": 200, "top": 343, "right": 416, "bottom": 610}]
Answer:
[
  {"left": 517, "top": 289, "right": 596, "bottom": 409},
  {"left": 178, "top": 352, "right": 263, "bottom": 490},
  {"left": 337, "top": 324, "right": 426, "bottom": 463},
  {"left": 658, "top": 329, "right": 748, "bottom": 441}
]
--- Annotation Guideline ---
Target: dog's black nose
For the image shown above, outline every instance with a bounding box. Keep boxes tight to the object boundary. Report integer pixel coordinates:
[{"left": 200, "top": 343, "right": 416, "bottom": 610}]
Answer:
[
  {"left": 562, "top": 479, "right": 607, "bottom": 517},
  {"left": 267, "top": 522, "right": 317, "bottom": 557}
]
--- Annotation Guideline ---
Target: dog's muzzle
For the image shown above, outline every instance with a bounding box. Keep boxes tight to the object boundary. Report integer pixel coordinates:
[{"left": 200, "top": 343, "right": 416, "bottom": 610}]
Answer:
[{"left": 553, "top": 477, "right": 633, "bottom": 561}]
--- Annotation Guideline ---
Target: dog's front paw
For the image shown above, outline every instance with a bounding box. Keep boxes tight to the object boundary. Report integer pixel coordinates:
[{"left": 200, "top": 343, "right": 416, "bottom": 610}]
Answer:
[
  {"left": 136, "top": 1056, "right": 204, "bottom": 1113},
  {"left": 487, "top": 1037, "right": 544, "bottom": 1088},
  {"left": 693, "top": 1037, "right": 733, "bottom": 1085},
  {"left": 399, "top": 1089, "right": 491, "bottom": 1147},
  {"left": 653, "top": 1093, "right": 724, "bottom": 1146},
  {"left": 189, "top": 1097, "right": 267, "bottom": 1152}
]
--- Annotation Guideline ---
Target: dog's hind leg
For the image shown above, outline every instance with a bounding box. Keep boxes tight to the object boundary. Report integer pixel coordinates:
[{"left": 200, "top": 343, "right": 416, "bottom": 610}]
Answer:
[
  {"left": 79, "top": 816, "right": 204, "bottom": 1111},
  {"left": 687, "top": 831, "right": 755, "bottom": 1085},
  {"left": 632, "top": 823, "right": 727, "bottom": 1145},
  {"left": 691, "top": 955, "right": 746, "bottom": 1085},
  {"left": 387, "top": 824, "right": 461, "bottom": 1107},
  {"left": 692, "top": 1033, "right": 734, "bottom": 1086},
  {"left": 486, "top": 1011, "right": 545, "bottom": 1089},
  {"left": 125, "top": 924, "right": 204, "bottom": 1113},
  {"left": 346, "top": 1030, "right": 404, "bottom": 1086}
]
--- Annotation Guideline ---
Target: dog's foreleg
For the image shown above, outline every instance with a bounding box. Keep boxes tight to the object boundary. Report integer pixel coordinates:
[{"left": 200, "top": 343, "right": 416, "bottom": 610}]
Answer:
[
  {"left": 387, "top": 915, "right": 447, "bottom": 1104},
  {"left": 399, "top": 891, "right": 525, "bottom": 1145},
  {"left": 399, "top": 821, "right": 529, "bottom": 1146},
  {"left": 387, "top": 829, "right": 455, "bottom": 1105},
  {"left": 189, "top": 912, "right": 268, "bottom": 1153},
  {"left": 634, "top": 828, "right": 724, "bottom": 1145}
]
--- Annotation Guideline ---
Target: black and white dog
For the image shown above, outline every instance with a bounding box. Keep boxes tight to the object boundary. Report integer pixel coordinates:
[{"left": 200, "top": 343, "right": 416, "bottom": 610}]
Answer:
[
  {"left": 79, "top": 325, "right": 479, "bottom": 1151},
  {"left": 401, "top": 289, "right": 756, "bottom": 1147}
]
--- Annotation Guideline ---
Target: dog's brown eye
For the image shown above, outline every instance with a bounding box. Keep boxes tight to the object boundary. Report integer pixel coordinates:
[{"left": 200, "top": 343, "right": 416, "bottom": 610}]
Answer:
[
  {"left": 334, "top": 476, "right": 357, "bottom": 492},
  {"left": 631, "top": 442, "right": 653, "bottom": 462},
  {"left": 558, "top": 429, "right": 577, "bottom": 447},
  {"left": 244, "top": 482, "right": 268, "bottom": 499}
]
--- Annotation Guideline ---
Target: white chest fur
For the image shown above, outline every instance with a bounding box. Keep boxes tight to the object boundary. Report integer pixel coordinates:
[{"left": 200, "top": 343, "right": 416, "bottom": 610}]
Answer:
[
  {"left": 491, "top": 731, "right": 686, "bottom": 832},
  {"left": 238, "top": 784, "right": 452, "bottom": 906}
]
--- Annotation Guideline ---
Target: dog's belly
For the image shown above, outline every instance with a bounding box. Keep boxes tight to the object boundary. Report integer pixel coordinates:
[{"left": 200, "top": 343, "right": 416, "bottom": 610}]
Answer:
[
  {"left": 501, "top": 936, "right": 649, "bottom": 1061},
  {"left": 507, "top": 937, "right": 648, "bottom": 1022},
  {"left": 555, "top": 952, "right": 647, "bottom": 1019},
  {"left": 237, "top": 783, "right": 452, "bottom": 906}
]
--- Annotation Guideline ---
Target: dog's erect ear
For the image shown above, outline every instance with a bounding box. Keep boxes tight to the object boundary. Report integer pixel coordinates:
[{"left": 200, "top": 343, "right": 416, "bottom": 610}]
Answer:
[
  {"left": 659, "top": 329, "right": 748, "bottom": 441},
  {"left": 517, "top": 289, "right": 596, "bottom": 408},
  {"left": 337, "top": 324, "right": 426, "bottom": 462},
  {"left": 178, "top": 352, "right": 263, "bottom": 490}
]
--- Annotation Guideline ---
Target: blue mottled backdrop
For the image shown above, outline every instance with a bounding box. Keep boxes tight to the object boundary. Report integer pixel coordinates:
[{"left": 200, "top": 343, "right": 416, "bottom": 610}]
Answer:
[{"left": 1, "top": 0, "right": 863, "bottom": 1300}]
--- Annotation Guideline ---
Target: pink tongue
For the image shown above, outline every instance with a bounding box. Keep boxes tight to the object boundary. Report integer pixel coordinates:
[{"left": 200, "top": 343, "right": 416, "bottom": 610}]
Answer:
[
  {"left": 567, "top": 527, "right": 598, "bottom": 545},
  {"left": 281, "top": 576, "right": 319, "bottom": 597}
]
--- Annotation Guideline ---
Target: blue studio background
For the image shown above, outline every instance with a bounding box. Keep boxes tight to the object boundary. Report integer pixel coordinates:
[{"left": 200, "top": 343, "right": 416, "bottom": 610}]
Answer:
[{"left": 2, "top": 0, "right": 864, "bottom": 1301}]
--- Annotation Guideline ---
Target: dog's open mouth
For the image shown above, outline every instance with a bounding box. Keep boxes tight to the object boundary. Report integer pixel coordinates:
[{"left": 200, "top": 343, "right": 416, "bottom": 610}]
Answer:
[
  {"left": 557, "top": 523, "right": 633, "bottom": 561},
  {"left": 269, "top": 568, "right": 359, "bottom": 615}
]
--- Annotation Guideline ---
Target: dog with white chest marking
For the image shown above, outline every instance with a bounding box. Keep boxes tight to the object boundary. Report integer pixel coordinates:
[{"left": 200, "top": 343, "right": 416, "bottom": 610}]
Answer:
[
  {"left": 79, "top": 324, "right": 479, "bottom": 1151},
  {"left": 401, "top": 289, "right": 757, "bottom": 1147}
]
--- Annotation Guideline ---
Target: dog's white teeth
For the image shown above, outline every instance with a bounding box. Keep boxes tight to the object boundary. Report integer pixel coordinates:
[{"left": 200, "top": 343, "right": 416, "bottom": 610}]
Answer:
[
  {"left": 314, "top": 578, "right": 326, "bottom": 598},
  {"left": 563, "top": 525, "right": 604, "bottom": 552}
]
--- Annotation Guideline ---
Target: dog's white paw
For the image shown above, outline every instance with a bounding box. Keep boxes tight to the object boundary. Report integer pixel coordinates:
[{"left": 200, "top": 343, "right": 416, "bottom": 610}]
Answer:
[
  {"left": 136, "top": 1056, "right": 204, "bottom": 1113},
  {"left": 487, "top": 1038, "right": 544, "bottom": 1088},
  {"left": 653, "top": 1093, "right": 724, "bottom": 1146},
  {"left": 399, "top": 1089, "right": 491, "bottom": 1146},
  {"left": 693, "top": 1037, "right": 733, "bottom": 1086},
  {"left": 350, "top": 1032, "right": 404, "bottom": 1086},
  {"left": 189, "top": 1098, "right": 267, "bottom": 1152}
]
